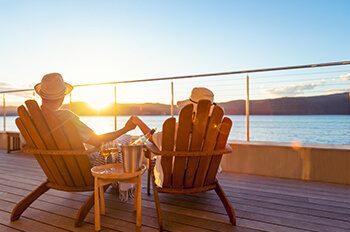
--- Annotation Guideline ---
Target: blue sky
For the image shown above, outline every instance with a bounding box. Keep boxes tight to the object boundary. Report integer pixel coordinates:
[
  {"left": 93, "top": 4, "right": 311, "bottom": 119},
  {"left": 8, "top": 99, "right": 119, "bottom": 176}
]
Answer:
[{"left": 0, "top": 0, "right": 349, "bottom": 105}]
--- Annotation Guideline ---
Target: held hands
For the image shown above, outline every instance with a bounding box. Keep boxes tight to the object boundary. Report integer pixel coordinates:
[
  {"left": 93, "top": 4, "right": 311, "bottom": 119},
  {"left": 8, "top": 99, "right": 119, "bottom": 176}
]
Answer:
[
  {"left": 130, "top": 115, "right": 151, "bottom": 136},
  {"left": 124, "top": 117, "right": 137, "bottom": 131},
  {"left": 130, "top": 115, "right": 142, "bottom": 127},
  {"left": 125, "top": 115, "right": 149, "bottom": 134}
]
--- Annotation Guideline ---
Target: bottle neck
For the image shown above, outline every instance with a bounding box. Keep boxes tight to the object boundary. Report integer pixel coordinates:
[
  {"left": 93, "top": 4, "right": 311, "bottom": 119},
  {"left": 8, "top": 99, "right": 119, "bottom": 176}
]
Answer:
[
  {"left": 143, "top": 128, "right": 156, "bottom": 141},
  {"left": 131, "top": 128, "right": 156, "bottom": 145}
]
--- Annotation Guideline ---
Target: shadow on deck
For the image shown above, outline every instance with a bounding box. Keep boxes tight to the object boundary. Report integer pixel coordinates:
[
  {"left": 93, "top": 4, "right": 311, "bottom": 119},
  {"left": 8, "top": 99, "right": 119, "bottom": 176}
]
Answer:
[{"left": 0, "top": 151, "right": 350, "bottom": 232}]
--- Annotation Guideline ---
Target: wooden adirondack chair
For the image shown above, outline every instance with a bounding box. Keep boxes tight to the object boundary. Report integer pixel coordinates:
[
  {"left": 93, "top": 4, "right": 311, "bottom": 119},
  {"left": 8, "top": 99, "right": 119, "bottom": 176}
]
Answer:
[
  {"left": 11, "top": 100, "right": 96, "bottom": 227},
  {"left": 146, "top": 99, "right": 236, "bottom": 230}
]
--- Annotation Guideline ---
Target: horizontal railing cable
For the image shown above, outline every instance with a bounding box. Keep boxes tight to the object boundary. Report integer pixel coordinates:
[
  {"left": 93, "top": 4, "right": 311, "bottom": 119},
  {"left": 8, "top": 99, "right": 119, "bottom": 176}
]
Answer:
[{"left": 1, "top": 61, "right": 349, "bottom": 94}]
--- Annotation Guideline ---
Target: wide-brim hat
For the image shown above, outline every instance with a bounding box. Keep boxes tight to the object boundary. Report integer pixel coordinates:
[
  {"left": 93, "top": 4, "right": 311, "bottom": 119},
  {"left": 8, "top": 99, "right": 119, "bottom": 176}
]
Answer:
[
  {"left": 177, "top": 87, "right": 215, "bottom": 107},
  {"left": 34, "top": 73, "right": 73, "bottom": 100}
]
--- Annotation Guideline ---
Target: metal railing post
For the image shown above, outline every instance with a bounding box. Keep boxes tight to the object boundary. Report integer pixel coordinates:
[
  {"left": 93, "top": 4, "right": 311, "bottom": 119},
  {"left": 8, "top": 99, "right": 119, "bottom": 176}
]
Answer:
[
  {"left": 246, "top": 74, "right": 250, "bottom": 142},
  {"left": 114, "top": 85, "right": 117, "bottom": 130},
  {"left": 3, "top": 94, "right": 6, "bottom": 132},
  {"left": 171, "top": 81, "right": 174, "bottom": 117}
]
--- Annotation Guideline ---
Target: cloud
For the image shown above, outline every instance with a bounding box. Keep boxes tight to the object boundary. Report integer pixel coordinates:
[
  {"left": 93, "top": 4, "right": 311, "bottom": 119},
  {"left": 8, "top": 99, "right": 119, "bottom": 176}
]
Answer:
[
  {"left": 0, "top": 82, "right": 33, "bottom": 99},
  {"left": 326, "top": 88, "right": 350, "bottom": 95},
  {"left": 267, "top": 83, "right": 320, "bottom": 96},
  {"left": 340, "top": 73, "right": 350, "bottom": 81},
  {"left": 0, "top": 81, "right": 17, "bottom": 91}
]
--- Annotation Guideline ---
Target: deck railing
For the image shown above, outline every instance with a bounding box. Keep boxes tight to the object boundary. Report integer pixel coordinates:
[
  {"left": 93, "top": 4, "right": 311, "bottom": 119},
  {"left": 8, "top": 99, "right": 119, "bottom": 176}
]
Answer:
[{"left": 1, "top": 61, "right": 350, "bottom": 142}]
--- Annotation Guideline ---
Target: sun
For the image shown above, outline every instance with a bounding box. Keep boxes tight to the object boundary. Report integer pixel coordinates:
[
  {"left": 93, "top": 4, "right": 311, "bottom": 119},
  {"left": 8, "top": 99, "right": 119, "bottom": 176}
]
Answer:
[
  {"left": 87, "top": 98, "right": 112, "bottom": 110},
  {"left": 71, "top": 86, "right": 114, "bottom": 111}
]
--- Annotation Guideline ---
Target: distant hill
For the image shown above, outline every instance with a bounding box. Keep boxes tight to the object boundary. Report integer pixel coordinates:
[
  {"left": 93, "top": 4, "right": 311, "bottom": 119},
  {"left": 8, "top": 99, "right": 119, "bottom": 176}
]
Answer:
[
  {"left": 220, "top": 92, "right": 350, "bottom": 115},
  {"left": 1, "top": 92, "right": 349, "bottom": 116},
  {"left": 0, "top": 106, "right": 18, "bottom": 116}
]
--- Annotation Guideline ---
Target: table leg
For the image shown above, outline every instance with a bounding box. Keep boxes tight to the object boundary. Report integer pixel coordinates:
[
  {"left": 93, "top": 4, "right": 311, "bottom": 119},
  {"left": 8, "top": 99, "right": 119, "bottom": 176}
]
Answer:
[
  {"left": 94, "top": 177, "right": 101, "bottom": 231},
  {"left": 136, "top": 175, "right": 142, "bottom": 227},
  {"left": 99, "top": 186, "right": 105, "bottom": 215}
]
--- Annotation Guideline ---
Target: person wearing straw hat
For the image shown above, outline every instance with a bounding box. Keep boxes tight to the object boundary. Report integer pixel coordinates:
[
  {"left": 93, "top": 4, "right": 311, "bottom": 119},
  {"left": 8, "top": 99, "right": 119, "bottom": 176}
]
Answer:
[
  {"left": 35, "top": 72, "right": 137, "bottom": 147},
  {"left": 175, "top": 87, "right": 216, "bottom": 113},
  {"left": 130, "top": 87, "right": 216, "bottom": 187},
  {"left": 35, "top": 73, "right": 139, "bottom": 201}
]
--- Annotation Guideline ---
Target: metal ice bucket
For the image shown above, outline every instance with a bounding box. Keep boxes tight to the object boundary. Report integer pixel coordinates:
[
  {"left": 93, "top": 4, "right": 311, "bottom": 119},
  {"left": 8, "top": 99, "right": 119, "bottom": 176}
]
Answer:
[{"left": 121, "top": 144, "right": 144, "bottom": 173}]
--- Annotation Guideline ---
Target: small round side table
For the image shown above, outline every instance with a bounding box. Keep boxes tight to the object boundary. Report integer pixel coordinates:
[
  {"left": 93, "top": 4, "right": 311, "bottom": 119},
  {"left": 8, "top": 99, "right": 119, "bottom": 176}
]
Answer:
[{"left": 91, "top": 163, "right": 146, "bottom": 231}]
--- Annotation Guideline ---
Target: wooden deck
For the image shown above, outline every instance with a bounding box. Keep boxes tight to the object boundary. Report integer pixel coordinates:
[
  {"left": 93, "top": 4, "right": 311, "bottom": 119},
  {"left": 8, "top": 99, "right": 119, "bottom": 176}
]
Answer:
[{"left": 0, "top": 151, "right": 350, "bottom": 232}]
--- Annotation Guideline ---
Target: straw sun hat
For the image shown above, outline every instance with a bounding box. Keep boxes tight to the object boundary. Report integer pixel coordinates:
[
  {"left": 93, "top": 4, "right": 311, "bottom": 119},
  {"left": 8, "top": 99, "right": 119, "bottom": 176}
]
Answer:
[
  {"left": 34, "top": 73, "right": 73, "bottom": 100},
  {"left": 177, "top": 87, "right": 215, "bottom": 107}
]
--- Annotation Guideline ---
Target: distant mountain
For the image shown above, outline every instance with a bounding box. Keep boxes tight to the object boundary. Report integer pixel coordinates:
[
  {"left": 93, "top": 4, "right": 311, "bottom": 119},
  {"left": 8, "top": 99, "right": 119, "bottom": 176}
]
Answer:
[
  {"left": 0, "top": 106, "right": 18, "bottom": 116},
  {"left": 1, "top": 92, "right": 349, "bottom": 116},
  {"left": 220, "top": 92, "right": 350, "bottom": 115}
]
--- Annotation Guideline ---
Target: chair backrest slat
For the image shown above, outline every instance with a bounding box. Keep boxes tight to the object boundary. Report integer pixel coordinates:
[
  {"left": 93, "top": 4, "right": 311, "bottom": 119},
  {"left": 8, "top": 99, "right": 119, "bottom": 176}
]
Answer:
[
  {"left": 184, "top": 100, "right": 211, "bottom": 188},
  {"left": 193, "top": 106, "right": 224, "bottom": 187},
  {"left": 17, "top": 105, "right": 66, "bottom": 185},
  {"left": 15, "top": 117, "right": 55, "bottom": 183},
  {"left": 62, "top": 119, "right": 93, "bottom": 186},
  {"left": 25, "top": 101, "right": 57, "bottom": 149},
  {"left": 41, "top": 105, "right": 87, "bottom": 187},
  {"left": 172, "top": 104, "right": 193, "bottom": 188},
  {"left": 204, "top": 117, "right": 232, "bottom": 185},
  {"left": 160, "top": 117, "right": 176, "bottom": 187},
  {"left": 159, "top": 100, "right": 232, "bottom": 190},
  {"left": 17, "top": 100, "right": 93, "bottom": 189},
  {"left": 26, "top": 101, "right": 75, "bottom": 187}
]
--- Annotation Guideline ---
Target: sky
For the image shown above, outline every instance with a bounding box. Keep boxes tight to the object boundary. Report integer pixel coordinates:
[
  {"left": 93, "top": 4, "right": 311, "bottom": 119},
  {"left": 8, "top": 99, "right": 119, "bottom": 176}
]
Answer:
[{"left": 0, "top": 0, "right": 350, "bottom": 106}]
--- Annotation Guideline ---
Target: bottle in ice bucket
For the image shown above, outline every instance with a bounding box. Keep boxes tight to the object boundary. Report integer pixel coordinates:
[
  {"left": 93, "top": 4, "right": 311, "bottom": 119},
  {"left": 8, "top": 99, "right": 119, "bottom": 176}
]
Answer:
[{"left": 131, "top": 128, "right": 156, "bottom": 145}]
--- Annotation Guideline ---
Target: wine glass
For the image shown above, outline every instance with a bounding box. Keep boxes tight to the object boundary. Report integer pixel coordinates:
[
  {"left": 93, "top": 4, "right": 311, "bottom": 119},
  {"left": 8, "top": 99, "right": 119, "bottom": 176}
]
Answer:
[
  {"left": 109, "top": 141, "right": 120, "bottom": 163},
  {"left": 101, "top": 141, "right": 112, "bottom": 164}
]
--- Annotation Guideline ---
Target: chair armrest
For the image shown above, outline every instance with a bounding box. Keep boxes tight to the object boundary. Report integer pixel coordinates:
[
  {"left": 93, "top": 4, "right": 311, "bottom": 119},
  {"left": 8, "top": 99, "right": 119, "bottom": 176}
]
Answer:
[
  {"left": 145, "top": 142, "right": 233, "bottom": 157},
  {"left": 22, "top": 146, "right": 89, "bottom": 156},
  {"left": 145, "top": 141, "right": 162, "bottom": 156}
]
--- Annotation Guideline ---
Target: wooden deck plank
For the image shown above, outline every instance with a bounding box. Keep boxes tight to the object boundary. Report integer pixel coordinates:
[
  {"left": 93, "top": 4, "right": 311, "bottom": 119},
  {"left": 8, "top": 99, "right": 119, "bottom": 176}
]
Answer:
[
  {"left": 2, "top": 165, "right": 349, "bottom": 225},
  {"left": 0, "top": 165, "right": 348, "bottom": 219},
  {"left": 3, "top": 158, "right": 350, "bottom": 202},
  {"left": 0, "top": 209, "right": 68, "bottom": 232},
  {"left": 1, "top": 151, "right": 350, "bottom": 232},
  {"left": 0, "top": 172, "right": 229, "bottom": 231},
  {"left": 158, "top": 191, "right": 350, "bottom": 222},
  {"left": 2, "top": 170, "right": 346, "bottom": 232},
  {"left": 0, "top": 197, "right": 121, "bottom": 232},
  {"left": 163, "top": 191, "right": 350, "bottom": 222},
  {"left": 217, "top": 172, "right": 350, "bottom": 194},
  {"left": 0, "top": 175, "right": 242, "bottom": 232},
  {"left": 0, "top": 223, "right": 21, "bottom": 232},
  {"left": 0, "top": 184, "right": 157, "bottom": 232}
]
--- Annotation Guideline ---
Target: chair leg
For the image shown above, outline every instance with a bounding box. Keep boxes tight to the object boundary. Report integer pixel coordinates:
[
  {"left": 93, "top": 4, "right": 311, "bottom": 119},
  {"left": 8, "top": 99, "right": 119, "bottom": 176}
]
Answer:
[
  {"left": 152, "top": 175, "right": 163, "bottom": 231},
  {"left": 11, "top": 181, "right": 50, "bottom": 221},
  {"left": 76, "top": 193, "right": 94, "bottom": 227},
  {"left": 75, "top": 185, "right": 110, "bottom": 227},
  {"left": 214, "top": 182, "right": 236, "bottom": 226},
  {"left": 147, "top": 158, "right": 151, "bottom": 196}
]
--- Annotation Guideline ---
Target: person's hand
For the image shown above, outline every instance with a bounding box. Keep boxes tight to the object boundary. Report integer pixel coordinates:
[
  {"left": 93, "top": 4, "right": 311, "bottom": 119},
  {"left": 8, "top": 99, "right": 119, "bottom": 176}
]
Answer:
[
  {"left": 130, "top": 115, "right": 141, "bottom": 127},
  {"left": 124, "top": 117, "right": 136, "bottom": 131},
  {"left": 129, "top": 115, "right": 151, "bottom": 135}
]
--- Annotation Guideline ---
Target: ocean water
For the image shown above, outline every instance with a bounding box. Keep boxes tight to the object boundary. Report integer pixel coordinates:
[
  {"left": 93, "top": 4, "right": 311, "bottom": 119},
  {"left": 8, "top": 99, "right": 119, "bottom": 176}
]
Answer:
[{"left": 2, "top": 115, "right": 350, "bottom": 145}]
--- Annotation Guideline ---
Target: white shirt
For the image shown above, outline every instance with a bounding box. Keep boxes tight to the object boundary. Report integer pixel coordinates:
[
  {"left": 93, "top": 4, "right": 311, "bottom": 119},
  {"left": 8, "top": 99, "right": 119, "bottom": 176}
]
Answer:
[{"left": 152, "top": 131, "right": 164, "bottom": 187}]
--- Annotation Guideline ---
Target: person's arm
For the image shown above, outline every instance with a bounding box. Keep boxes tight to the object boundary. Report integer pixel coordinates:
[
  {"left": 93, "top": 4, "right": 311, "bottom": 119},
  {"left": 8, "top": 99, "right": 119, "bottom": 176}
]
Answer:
[
  {"left": 131, "top": 116, "right": 151, "bottom": 135},
  {"left": 86, "top": 117, "right": 136, "bottom": 147},
  {"left": 130, "top": 115, "right": 158, "bottom": 143}
]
